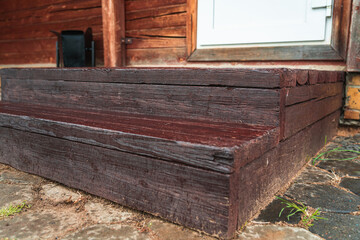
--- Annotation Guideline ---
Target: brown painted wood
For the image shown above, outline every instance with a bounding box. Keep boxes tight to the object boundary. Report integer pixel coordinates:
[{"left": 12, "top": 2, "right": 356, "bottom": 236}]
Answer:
[
  {"left": 0, "top": 102, "right": 278, "bottom": 174},
  {"left": 125, "top": 0, "right": 186, "bottom": 12},
  {"left": 126, "top": 26, "right": 186, "bottom": 38},
  {"left": 0, "top": 68, "right": 282, "bottom": 88},
  {"left": 238, "top": 110, "right": 339, "bottom": 227},
  {"left": 102, "top": 0, "right": 126, "bottom": 67},
  {"left": 126, "top": 4, "right": 186, "bottom": 21},
  {"left": 0, "top": 126, "right": 233, "bottom": 238},
  {"left": 296, "top": 70, "right": 309, "bottom": 85},
  {"left": 1, "top": 78, "right": 280, "bottom": 126},
  {"left": 0, "top": 0, "right": 103, "bottom": 65},
  {"left": 186, "top": 0, "right": 197, "bottom": 57},
  {"left": 331, "top": 0, "right": 352, "bottom": 59},
  {"left": 347, "top": 0, "right": 360, "bottom": 71},
  {"left": 284, "top": 94, "right": 343, "bottom": 139},
  {"left": 285, "top": 82, "right": 343, "bottom": 106},
  {"left": 127, "top": 37, "right": 186, "bottom": 49},
  {"left": 188, "top": 45, "right": 343, "bottom": 62}
]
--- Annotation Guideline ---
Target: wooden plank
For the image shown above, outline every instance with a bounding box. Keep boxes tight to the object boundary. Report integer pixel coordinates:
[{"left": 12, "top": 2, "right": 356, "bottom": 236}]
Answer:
[
  {"left": 127, "top": 37, "right": 186, "bottom": 49},
  {"left": 0, "top": 1, "right": 102, "bottom": 28},
  {"left": 0, "top": 50, "right": 104, "bottom": 65},
  {"left": 126, "top": 26, "right": 186, "bottom": 38},
  {"left": 126, "top": 4, "right": 186, "bottom": 21},
  {"left": 188, "top": 45, "right": 343, "bottom": 62},
  {"left": 0, "top": 35, "right": 103, "bottom": 54},
  {"left": 0, "top": 68, "right": 283, "bottom": 88},
  {"left": 125, "top": 0, "right": 186, "bottom": 12},
  {"left": 0, "top": 0, "right": 70, "bottom": 13},
  {"left": 126, "top": 12, "right": 186, "bottom": 30},
  {"left": 186, "top": 0, "right": 197, "bottom": 57},
  {"left": 347, "top": 0, "right": 360, "bottom": 71},
  {"left": 331, "top": 0, "right": 352, "bottom": 59},
  {"left": 126, "top": 47, "right": 186, "bottom": 65},
  {"left": 0, "top": 17, "right": 103, "bottom": 40},
  {"left": 284, "top": 94, "right": 343, "bottom": 139},
  {"left": 0, "top": 102, "right": 278, "bottom": 174},
  {"left": 0, "top": 126, "right": 234, "bottom": 238},
  {"left": 102, "top": 0, "right": 125, "bottom": 67},
  {"left": 1, "top": 78, "right": 280, "bottom": 126},
  {"left": 285, "top": 82, "right": 344, "bottom": 106},
  {"left": 238, "top": 110, "right": 339, "bottom": 227}
]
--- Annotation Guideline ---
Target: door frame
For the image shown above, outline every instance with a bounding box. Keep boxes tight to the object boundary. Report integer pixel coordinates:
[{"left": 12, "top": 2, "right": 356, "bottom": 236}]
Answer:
[{"left": 186, "top": 0, "right": 352, "bottom": 61}]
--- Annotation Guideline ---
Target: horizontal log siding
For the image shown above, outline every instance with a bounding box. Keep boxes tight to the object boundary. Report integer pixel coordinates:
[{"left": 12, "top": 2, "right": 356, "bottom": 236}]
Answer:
[
  {"left": 125, "top": 0, "right": 187, "bottom": 65},
  {"left": 0, "top": 0, "right": 104, "bottom": 65}
]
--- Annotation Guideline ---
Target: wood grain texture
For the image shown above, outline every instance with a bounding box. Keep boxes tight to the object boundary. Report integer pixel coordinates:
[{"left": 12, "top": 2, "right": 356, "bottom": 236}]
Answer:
[
  {"left": 188, "top": 45, "right": 343, "bottom": 62},
  {"left": 0, "top": 0, "right": 103, "bottom": 65},
  {"left": 331, "top": 0, "right": 352, "bottom": 59},
  {"left": 102, "top": 0, "right": 126, "bottom": 67},
  {"left": 0, "top": 68, "right": 283, "bottom": 88},
  {"left": 125, "top": 0, "right": 187, "bottom": 65},
  {"left": 284, "top": 94, "right": 343, "bottom": 139},
  {"left": 347, "top": 0, "right": 360, "bottom": 71},
  {"left": 237, "top": 110, "right": 339, "bottom": 227},
  {"left": 1, "top": 78, "right": 280, "bottom": 126},
  {"left": 0, "top": 126, "right": 233, "bottom": 238},
  {"left": 285, "top": 82, "right": 343, "bottom": 106},
  {"left": 0, "top": 102, "right": 278, "bottom": 174}
]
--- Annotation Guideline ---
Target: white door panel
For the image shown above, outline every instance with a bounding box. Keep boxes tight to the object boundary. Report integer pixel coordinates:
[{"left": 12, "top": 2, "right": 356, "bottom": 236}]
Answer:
[{"left": 197, "top": 0, "right": 332, "bottom": 47}]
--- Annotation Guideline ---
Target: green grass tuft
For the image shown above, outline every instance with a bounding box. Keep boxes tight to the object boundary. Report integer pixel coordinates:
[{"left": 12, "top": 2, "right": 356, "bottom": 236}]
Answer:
[
  {"left": 312, "top": 147, "right": 360, "bottom": 165},
  {"left": 276, "top": 196, "right": 326, "bottom": 228},
  {"left": 0, "top": 201, "right": 31, "bottom": 218}
]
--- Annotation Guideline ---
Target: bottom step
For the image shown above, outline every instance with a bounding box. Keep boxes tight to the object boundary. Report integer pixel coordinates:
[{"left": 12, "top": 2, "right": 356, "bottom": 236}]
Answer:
[{"left": 0, "top": 109, "right": 339, "bottom": 238}]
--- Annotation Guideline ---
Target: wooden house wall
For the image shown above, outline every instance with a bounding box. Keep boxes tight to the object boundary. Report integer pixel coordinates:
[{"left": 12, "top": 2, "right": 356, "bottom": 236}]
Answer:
[
  {"left": 0, "top": 0, "right": 104, "bottom": 66},
  {"left": 125, "top": 0, "right": 187, "bottom": 65}
]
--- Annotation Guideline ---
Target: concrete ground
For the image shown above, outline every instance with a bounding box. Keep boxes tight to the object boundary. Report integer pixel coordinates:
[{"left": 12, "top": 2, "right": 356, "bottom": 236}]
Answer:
[{"left": 0, "top": 129, "right": 359, "bottom": 240}]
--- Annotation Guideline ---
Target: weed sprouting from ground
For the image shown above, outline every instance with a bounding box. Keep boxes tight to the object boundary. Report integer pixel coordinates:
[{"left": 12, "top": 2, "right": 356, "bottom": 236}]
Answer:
[
  {"left": 312, "top": 147, "right": 360, "bottom": 165},
  {"left": 276, "top": 196, "right": 326, "bottom": 229},
  {"left": 0, "top": 201, "right": 31, "bottom": 218}
]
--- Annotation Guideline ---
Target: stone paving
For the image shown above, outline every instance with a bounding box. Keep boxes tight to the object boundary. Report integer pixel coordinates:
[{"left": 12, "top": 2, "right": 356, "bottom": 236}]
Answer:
[{"left": 0, "top": 132, "right": 359, "bottom": 240}]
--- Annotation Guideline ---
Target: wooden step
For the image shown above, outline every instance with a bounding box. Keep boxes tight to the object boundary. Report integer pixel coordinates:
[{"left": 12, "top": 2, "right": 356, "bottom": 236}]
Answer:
[
  {"left": 0, "top": 67, "right": 344, "bottom": 238},
  {"left": 0, "top": 102, "right": 279, "bottom": 173}
]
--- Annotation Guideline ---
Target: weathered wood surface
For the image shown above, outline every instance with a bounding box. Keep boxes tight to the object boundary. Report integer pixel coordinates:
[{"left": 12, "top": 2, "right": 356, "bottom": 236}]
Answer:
[
  {"left": 237, "top": 110, "right": 339, "bottom": 227},
  {"left": 330, "top": 0, "right": 352, "bottom": 59},
  {"left": 188, "top": 44, "right": 343, "bottom": 62},
  {"left": 102, "top": 0, "right": 126, "bottom": 67},
  {"left": 0, "top": 0, "right": 103, "bottom": 65},
  {"left": 347, "top": 0, "right": 360, "bottom": 71},
  {"left": 0, "top": 126, "right": 233, "bottom": 238},
  {"left": 280, "top": 70, "right": 343, "bottom": 87},
  {"left": 125, "top": 0, "right": 187, "bottom": 65},
  {"left": 285, "top": 82, "right": 343, "bottom": 106},
  {"left": 0, "top": 102, "right": 279, "bottom": 173},
  {"left": 284, "top": 94, "right": 343, "bottom": 139},
  {"left": 0, "top": 68, "right": 282, "bottom": 88},
  {"left": 1, "top": 78, "right": 280, "bottom": 126}
]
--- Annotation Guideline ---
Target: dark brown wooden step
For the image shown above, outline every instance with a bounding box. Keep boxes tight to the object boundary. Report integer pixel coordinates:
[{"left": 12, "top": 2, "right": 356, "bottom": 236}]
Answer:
[{"left": 0, "top": 102, "right": 279, "bottom": 173}]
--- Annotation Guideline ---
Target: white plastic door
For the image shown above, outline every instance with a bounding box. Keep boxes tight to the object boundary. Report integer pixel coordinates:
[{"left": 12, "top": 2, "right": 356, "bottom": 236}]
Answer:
[{"left": 197, "top": 0, "right": 332, "bottom": 48}]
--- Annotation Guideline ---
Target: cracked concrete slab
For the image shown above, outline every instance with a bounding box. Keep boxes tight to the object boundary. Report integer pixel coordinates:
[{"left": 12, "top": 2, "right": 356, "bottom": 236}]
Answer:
[
  {"left": 0, "top": 208, "right": 85, "bottom": 240},
  {"left": 84, "top": 201, "right": 134, "bottom": 224},
  {"left": 62, "top": 224, "right": 150, "bottom": 240},
  {"left": 237, "top": 225, "right": 323, "bottom": 240},
  {"left": 0, "top": 184, "right": 33, "bottom": 208}
]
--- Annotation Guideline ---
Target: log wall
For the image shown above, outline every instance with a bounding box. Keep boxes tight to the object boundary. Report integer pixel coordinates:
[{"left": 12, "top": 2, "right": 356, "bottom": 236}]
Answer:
[
  {"left": 0, "top": 0, "right": 104, "bottom": 65},
  {"left": 125, "top": 0, "right": 187, "bottom": 65}
]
